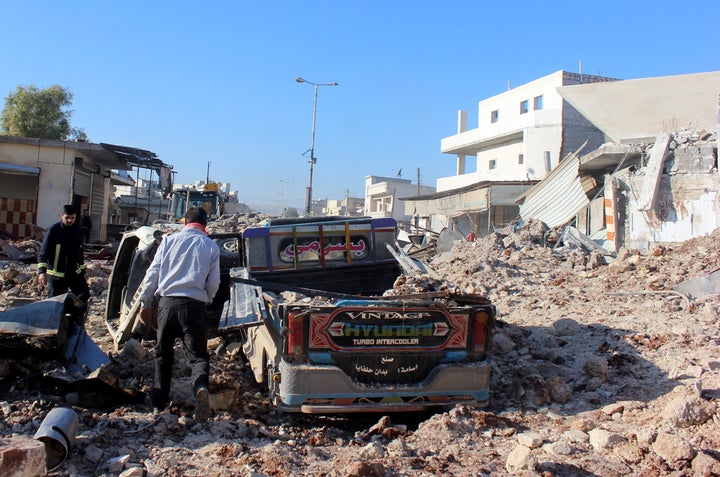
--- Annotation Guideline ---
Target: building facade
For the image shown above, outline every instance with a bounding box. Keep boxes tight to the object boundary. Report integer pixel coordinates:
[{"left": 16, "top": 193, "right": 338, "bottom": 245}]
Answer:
[
  {"left": 439, "top": 70, "right": 616, "bottom": 192},
  {"left": 403, "top": 70, "right": 616, "bottom": 238},
  {"left": 364, "top": 175, "right": 435, "bottom": 225},
  {"left": 0, "top": 137, "right": 164, "bottom": 241}
]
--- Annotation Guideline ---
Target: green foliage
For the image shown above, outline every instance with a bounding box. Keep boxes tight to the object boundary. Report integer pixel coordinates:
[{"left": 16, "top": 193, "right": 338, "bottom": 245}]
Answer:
[
  {"left": 1, "top": 84, "right": 78, "bottom": 140},
  {"left": 284, "top": 207, "right": 299, "bottom": 218}
]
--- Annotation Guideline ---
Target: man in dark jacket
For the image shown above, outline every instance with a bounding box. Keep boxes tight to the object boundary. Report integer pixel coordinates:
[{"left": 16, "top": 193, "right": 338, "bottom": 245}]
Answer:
[{"left": 37, "top": 204, "right": 90, "bottom": 302}]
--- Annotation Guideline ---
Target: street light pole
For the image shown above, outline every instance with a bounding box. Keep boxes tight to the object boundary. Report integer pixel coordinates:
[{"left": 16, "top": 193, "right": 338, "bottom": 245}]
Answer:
[
  {"left": 279, "top": 179, "right": 293, "bottom": 216},
  {"left": 295, "top": 76, "right": 338, "bottom": 216}
]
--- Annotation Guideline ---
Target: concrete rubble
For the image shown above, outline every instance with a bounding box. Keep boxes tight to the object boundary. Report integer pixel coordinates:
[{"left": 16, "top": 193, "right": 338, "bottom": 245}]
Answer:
[{"left": 0, "top": 217, "right": 718, "bottom": 476}]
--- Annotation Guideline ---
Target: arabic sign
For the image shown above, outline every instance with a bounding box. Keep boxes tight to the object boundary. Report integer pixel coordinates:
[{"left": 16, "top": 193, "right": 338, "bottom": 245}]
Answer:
[
  {"left": 279, "top": 236, "right": 369, "bottom": 263},
  {"left": 331, "top": 352, "right": 444, "bottom": 384},
  {"left": 309, "top": 307, "right": 468, "bottom": 351}
]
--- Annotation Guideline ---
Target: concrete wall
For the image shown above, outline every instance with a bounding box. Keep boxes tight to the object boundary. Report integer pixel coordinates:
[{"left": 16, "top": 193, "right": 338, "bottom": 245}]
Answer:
[
  {"left": 0, "top": 140, "right": 123, "bottom": 240},
  {"left": 561, "top": 102, "right": 609, "bottom": 159},
  {"left": 621, "top": 174, "right": 719, "bottom": 247},
  {"left": 613, "top": 135, "right": 719, "bottom": 248},
  {"left": 0, "top": 141, "right": 75, "bottom": 228},
  {"left": 558, "top": 71, "right": 720, "bottom": 142}
]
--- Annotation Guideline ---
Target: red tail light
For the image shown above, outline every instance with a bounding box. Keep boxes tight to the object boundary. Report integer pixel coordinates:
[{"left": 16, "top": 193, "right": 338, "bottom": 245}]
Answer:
[
  {"left": 287, "top": 312, "right": 304, "bottom": 356},
  {"left": 472, "top": 311, "right": 488, "bottom": 353}
]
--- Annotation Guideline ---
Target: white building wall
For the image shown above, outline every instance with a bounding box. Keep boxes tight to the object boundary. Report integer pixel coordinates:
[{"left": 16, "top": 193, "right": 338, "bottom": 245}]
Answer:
[
  {"left": 364, "top": 175, "right": 435, "bottom": 222},
  {"left": 439, "top": 70, "right": 613, "bottom": 193}
]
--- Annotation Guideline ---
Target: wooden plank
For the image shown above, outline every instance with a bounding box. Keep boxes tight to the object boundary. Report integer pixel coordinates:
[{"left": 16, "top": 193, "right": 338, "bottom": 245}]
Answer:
[{"left": 637, "top": 133, "right": 671, "bottom": 211}]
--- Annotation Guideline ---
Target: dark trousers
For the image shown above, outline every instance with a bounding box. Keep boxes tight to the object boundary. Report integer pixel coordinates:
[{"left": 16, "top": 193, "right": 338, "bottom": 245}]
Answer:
[
  {"left": 48, "top": 275, "right": 90, "bottom": 303},
  {"left": 152, "top": 296, "right": 210, "bottom": 409}
]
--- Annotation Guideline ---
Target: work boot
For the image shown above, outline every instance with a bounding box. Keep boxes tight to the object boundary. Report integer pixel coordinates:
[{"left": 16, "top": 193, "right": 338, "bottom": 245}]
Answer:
[{"left": 194, "top": 387, "right": 211, "bottom": 422}]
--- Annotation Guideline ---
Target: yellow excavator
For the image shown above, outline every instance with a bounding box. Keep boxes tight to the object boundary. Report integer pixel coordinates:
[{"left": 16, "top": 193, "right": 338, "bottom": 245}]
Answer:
[{"left": 169, "top": 182, "right": 224, "bottom": 222}]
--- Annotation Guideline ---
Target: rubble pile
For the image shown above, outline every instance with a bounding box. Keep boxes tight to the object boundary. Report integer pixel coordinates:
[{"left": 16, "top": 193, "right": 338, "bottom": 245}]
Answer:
[
  {"left": 1, "top": 220, "right": 719, "bottom": 476},
  {"left": 204, "top": 213, "right": 272, "bottom": 235}
]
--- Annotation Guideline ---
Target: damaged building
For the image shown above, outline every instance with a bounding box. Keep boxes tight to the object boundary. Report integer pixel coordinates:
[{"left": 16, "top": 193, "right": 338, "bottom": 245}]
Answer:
[
  {"left": 403, "top": 70, "right": 719, "bottom": 250},
  {"left": 403, "top": 69, "right": 617, "bottom": 237},
  {"left": 0, "top": 137, "right": 171, "bottom": 241},
  {"left": 519, "top": 70, "right": 720, "bottom": 250}
]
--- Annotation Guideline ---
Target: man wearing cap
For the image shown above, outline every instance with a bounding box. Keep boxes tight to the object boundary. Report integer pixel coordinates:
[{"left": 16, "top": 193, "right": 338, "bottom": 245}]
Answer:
[{"left": 37, "top": 204, "right": 90, "bottom": 302}]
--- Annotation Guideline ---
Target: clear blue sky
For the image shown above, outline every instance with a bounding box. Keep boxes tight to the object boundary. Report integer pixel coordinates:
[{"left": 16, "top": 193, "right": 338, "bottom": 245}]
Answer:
[{"left": 2, "top": 1, "right": 718, "bottom": 213}]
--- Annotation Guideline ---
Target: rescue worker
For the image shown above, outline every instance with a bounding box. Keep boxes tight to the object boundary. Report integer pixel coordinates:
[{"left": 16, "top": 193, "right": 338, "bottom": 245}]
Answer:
[
  {"left": 37, "top": 204, "right": 90, "bottom": 303},
  {"left": 138, "top": 206, "right": 220, "bottom": 421}
]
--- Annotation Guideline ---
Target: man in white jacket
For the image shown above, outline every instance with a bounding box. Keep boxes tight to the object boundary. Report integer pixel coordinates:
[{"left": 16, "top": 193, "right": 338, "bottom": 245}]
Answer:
[{"left": 139, "top": 207, "right": 220, "bottom": 421}]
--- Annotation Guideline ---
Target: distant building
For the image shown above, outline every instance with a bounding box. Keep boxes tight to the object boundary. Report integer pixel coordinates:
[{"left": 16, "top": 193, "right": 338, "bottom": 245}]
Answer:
[
  {"left": 364, "top": 175, "right": 435, "bottom": 226},
  {"left": 113, "top": 176, "right": 170, "bottom": 225},
  {"left": 323, "top": 195, "right": 364, "bottom": 217}
]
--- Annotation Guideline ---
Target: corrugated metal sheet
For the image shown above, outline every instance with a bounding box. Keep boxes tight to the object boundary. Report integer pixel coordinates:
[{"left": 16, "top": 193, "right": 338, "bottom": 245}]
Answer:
[{"left": 519, "top": 155, "right": 589, "bottom": 228}]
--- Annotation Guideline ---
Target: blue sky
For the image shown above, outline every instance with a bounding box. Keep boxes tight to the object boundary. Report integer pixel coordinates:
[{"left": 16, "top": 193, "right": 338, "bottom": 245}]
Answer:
[{"left": 2, "top": 1, "right": 718, "bottom": 213}]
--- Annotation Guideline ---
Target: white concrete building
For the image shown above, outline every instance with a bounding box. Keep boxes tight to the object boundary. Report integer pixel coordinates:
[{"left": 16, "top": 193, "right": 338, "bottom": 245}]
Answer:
[
  {"left": 364, "top": 175, "right": 435, "bottom": 225},
  {"left": 439, "top": 70, "right": 616, "bottom": 192},
  {"left": 403, "top": 70, "right": 617, "bottom": 238}
]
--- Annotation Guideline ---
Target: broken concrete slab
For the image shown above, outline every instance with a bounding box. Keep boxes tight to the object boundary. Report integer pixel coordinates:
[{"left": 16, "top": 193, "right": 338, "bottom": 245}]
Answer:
[
  {"left": 673, "top": 268, "right": 720, "bottom": 298},
  {"left": 637, "top": 133, "right": 671, "bottom": 211}
]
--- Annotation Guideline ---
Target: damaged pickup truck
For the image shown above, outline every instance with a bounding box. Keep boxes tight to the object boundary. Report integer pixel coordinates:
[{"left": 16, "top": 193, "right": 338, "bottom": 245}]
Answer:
[{"left": 106, "top": 216, "right": 496, "bottom": 413}]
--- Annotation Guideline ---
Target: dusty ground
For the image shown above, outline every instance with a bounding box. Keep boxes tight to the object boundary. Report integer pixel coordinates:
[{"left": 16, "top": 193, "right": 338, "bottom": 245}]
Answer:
[{"left": 1, "top": 221, "right": 719, "bottom": 476}]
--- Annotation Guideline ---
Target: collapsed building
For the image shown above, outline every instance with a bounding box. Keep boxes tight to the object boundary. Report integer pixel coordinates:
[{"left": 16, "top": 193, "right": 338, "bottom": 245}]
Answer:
[
  {"left": 520, "top": 71, "right": 719, "bottom": 251},
  {"left": 404, "top": 70, "right": 720, "bottom": 252}
]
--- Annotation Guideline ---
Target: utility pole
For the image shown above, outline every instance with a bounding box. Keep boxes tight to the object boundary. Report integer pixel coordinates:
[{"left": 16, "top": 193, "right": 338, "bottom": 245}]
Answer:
[
  {"left": 295, "top": 77, "right": 338, "bottom": 216},
  {"left": 280, "top": 179, "right": 293, "bottom": 217}
]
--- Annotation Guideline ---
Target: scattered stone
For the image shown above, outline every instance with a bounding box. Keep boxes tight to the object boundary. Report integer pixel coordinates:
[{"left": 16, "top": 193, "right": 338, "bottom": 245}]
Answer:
[
  {"left": 517, "top": 432, "right": 543, "bottom": 449},
  {"left": 505, "top": 445, "right": 535, "bottom": 473},
  {"left": 588, "top": 428, "right": 627, "bottom": 450},
  {"left": 548, "top": 377, "right": 572, "bottom": 403},
  {"left": 543, "top": 440, "right": 573, "bottom": 456},
  {"left": 358, "top": 441, "right": 384, "bottom": 460},
  {"left": 661, "top": 395, "right": 715, "bottom": 428},
  {"left": 0, "top": 436, "right": 47, "bottom": 477},
  {"left": 602, "top": 403, "right": 624, "bottom": 415},
  {"left": 345, "top": 461, "right": 384, "bottom": 477},
  {"left": 492, "top": 333, "right": 515, "bottom": 354},
  {"left": 563, "top": 429, "right": 589, "bottom": 444},
  {"left": 120, "top": 466, "right": 145, "bottom": 477},
  {"left": 691, "top": 450, "right": 720, "bottom": 476},
  {"left": 652, "top": 432, "right": 695, "bottom": 466},
  {"left": 582, "top": 356, "right": 609, "bottom": 380}
]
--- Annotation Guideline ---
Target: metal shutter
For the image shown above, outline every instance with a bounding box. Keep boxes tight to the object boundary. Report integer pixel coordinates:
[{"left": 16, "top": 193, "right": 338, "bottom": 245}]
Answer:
[
  {"left": 90, "top": 173, "right": 104, "bottom": 214},
  {"left": 73, "top": 168, "right": 91, "bottom": 197}
]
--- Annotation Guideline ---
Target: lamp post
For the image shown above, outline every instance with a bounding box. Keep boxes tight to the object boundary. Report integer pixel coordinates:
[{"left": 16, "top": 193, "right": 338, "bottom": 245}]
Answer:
[
  {"left": 295, "top": 76, "right": 338, "bottom": 216},
  {"left": 279, "top": 179, "right": 293, "bottom": 216}
]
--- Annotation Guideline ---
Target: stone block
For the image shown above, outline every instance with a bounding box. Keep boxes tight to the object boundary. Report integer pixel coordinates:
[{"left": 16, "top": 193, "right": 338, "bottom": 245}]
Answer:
[{"left": 0, "top": 436, "right": 47, "bottom": 477}]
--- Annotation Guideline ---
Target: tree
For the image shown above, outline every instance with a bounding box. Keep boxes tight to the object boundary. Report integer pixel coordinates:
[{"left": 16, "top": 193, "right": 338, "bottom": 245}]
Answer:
[
  {"left": 284, "top": 207, "right": 299, "bottom": 218},
  {"left": 1, "top": 84, "right": 83, "bottom": 140}
]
